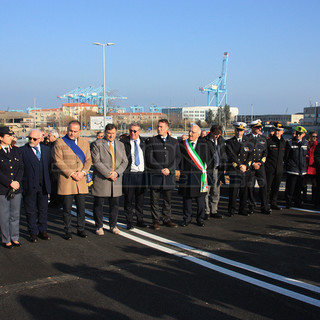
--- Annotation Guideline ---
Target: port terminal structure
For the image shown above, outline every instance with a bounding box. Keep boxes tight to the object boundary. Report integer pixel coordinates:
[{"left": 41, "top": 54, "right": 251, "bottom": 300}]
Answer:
[
  {"left": 199, "top": 52, "right": 229, "bottom": 107},
  {"left": 57, "top": 85, "right": 127, "bottom": 113}
]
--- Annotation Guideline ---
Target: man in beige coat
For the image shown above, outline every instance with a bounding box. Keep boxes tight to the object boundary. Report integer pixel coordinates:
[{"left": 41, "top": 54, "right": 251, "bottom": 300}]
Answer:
[
  {"left": 91, "top": 123, "right": 128, "bottom": 235},
  {"left": 54, "top": 120, "right": 92, "bottom": 240}
]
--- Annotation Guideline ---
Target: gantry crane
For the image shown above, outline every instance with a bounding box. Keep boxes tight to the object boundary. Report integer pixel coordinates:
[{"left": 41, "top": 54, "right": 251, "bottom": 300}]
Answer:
[
  {"left": 57, "top": 86, "right": 127, "bottom": 113},
  {"left": 199, "top": 52, "right": 229, "bottom": 107}
]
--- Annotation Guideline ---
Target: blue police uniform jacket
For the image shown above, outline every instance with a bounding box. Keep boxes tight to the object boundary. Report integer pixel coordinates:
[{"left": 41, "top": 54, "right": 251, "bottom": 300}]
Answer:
[{"left": 284, "top": 138, "right": 308, "bottom": 175}]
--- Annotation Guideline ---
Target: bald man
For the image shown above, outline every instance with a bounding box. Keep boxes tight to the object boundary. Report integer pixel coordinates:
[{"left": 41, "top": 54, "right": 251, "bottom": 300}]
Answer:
[{"left": 20, "top": 129, "right": 52, "bottom": 242}]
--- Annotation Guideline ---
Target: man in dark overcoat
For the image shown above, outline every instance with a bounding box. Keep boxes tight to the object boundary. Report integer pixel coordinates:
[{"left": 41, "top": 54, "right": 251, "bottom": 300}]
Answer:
[
  {"left": 265, "top": 122, "right": 286, "bottom": 210},
  {"left": 145, "top": 119, "right": 181, "bottom": 230}
]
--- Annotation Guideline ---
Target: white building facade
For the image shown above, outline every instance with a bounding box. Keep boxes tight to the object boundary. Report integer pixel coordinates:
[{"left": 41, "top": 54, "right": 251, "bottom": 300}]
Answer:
[{"left": 182, "top": 106, "right": 239, "bottom": 122}]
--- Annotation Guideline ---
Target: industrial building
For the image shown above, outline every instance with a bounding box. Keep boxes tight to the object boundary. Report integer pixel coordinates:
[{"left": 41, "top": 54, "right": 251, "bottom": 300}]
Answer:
[{"left": 237, "top": 113, "right": 303, "bottom": 125}]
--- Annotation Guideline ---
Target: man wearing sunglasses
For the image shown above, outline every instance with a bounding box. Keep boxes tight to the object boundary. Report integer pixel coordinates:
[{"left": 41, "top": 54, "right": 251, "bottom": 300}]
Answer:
[
  {"left": 121, "top": 123, "right": 148, "bottom": 229},
  {"left": 284, "top": 125, "right": 308, "bottom": 209},
  {"left": 20, "top": 129, "right": 52, "bottom": 243}
]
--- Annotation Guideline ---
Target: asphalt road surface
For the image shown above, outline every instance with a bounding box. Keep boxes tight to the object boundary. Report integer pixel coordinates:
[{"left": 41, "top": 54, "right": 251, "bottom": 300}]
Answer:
[{"left": 0, "top": 189, "right": 319, "bottom": 320}]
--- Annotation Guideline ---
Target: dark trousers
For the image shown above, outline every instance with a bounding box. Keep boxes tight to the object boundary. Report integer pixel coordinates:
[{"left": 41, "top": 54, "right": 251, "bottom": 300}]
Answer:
[
  {"left": 247, "top": 167, "right": 268, "bottom": 210},
  {"left": 93, "top": 196, "right": 119, "bottom": 229},
  {"left": 285, "top": 174, "right": 303, "bottom": 207},
  {"left": 183, "top": 196, "right": 205, "bottom": 223},
  {"left": 228, "top": 170, "right": 248, "bottom": 214},
  {"left": 266, "top": 169, "right": 283, "bottom": 206},
  {"left": 49, "top": 179, "right": 61, "bottom": 207},
  {"left": 123, "top": 172, "right": 145, "bottom": 225},
  {"left": 150, "top": 188, "right": 172, "bottom": 223},
  {"left": 62, "top": 194, "right": 86, "bottom": 233},
  {"left": 23, "top": 187, "right": 49, "bottom": 235}
]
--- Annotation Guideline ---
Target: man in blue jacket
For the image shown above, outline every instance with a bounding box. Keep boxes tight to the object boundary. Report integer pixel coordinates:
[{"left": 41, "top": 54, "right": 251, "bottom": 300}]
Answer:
[
  {"left": 284, "top": 126, "right": 308, "bottom": 209},
  {"left": 20, "top": 129, "right": 51, "bottom": 242}
]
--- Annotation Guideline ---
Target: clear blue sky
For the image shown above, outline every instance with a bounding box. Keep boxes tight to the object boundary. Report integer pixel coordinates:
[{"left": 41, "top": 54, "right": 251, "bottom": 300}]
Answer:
[{"left": 1, "top": 0, "right": 319, "bottom": 115}]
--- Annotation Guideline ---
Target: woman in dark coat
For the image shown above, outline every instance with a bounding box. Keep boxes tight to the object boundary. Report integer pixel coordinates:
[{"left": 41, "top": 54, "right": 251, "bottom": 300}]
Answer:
[{"left": 0, "top": 127, "right": 24, "bottom": 248}]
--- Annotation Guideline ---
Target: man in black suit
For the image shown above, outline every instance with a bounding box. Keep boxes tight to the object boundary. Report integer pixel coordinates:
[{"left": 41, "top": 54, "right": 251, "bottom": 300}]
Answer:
[
  {"left": 246, "top": 119, "right": 271, "bottom": 214},
  {"left": 145, "top": 119, "right": 181, "bottom": 230},
  {"left": 121, "top": 123, "right": 147, "bottom": 229},
  {"left": 20, "top": 129, "right": 52, "bottom": 243},
  {"left": 226, "top": 122, "right": 253, "bottom": 216},
  {"left": 179, "top": 125, "right": 211, "bottom": 226}
]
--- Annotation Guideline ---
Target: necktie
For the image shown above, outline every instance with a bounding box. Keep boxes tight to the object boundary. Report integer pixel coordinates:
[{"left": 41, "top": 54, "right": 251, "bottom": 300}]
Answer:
[
  {"left": 5, "top": 147, "right": 10, "bottom": 153},
  {"left": 109, "top": 142, "right": 115, "bottom": 171},
  {"left": 191, "top": 142, "right": 195, "bottom": 148},
  {"left": 33, "top": 147, "right": 41, "bottom": 160},
  {"left": 134, "top": 140, "right": 140, "bottom": 166}
]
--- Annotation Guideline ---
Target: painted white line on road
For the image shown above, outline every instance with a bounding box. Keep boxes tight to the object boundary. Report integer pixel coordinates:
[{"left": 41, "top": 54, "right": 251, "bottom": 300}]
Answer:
[
  {"left": 220, "top": 196, "right": 320, "bottom": 213},
  {"left": 76, "top": 206, "right": 320, "bottom": 295},
  {"left": 79, "top": 211, "right": 320, "bottom": 308},
  {"left": 71, "top": 207, "right": 320, "bottom": 307},
  {"left": 131, "top": 228, "right": 320, "bottom": 294}
]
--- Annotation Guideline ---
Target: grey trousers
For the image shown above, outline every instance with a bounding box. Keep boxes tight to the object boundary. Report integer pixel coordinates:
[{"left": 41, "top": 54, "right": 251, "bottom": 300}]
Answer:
[
  {"left": 205, "top": 168, "right": 221, "bottom": 214},
  {"left": 0, "top": 193, "right": 22, "bottom": 243}
]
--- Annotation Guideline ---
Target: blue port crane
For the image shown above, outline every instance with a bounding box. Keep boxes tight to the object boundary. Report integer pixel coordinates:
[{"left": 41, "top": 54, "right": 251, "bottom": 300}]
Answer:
[
  {"left": 130, "top": 105, "right": 144, "bottom": 113},
  {"left": 57, "top": 86, "right": 127, "bottom": 113},
  {"left": 199, "top": 52, "right": 229, "bottom": 106}
]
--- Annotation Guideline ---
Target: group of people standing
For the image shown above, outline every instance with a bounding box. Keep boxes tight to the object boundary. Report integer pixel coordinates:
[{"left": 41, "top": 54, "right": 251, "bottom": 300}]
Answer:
[{"left": 0, "top": 118, "right": 318, "bottom": 248}]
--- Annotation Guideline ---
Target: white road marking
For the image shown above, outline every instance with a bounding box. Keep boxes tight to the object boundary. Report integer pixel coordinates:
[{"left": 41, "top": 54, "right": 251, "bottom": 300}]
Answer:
[{"left": 71, "top": 205, "right": 320, "bottom": 307}]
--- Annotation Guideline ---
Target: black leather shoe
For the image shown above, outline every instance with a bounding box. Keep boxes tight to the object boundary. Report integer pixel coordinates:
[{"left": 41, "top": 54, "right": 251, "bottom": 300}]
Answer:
[
  {"left": 238, "top": 211, "right": 249, "bottom": 216},
  {"left": 270, "top": 205, "right": 282, "bottom": 210},
  {"left": 64, "top": 233, "right": 72, "bottom": 240},
  {"left": 211, "top": 213, "right": 223, "bottom": 219},
  {"left": 38, "top": 232, "right": 51, "bottom": 240},
  {"left": 226, "top": 212, "right": 234, "bottom": 217},
  {"left": 181, "top": 221, "right": 190, "bottom": 227},
  {"left": 127, "top": 224, "right": 134, "bottom": 230},
  {"left": 136, "top": 221, "right": 147, "bottom": 228},
  {"left": 77, "top": 230, "right": 88, "bottom": 238},
  {"left": 197, "top": 221, "right": 205, "bottom": 227},
  {"left": 204, "top": 214, "right": 210, "bottom": 220},
  {"left": 29, "top": 235, "right": 38, "bottom": 243},
  {"left": 261, "top": 208, "right": 272, "bottom": 215},
  {"left": 12, "top": 241, "right": 21, "bottom": 247}
]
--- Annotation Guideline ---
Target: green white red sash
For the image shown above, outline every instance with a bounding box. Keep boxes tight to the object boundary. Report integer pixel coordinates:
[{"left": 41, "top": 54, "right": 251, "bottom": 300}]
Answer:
[{"left": 183, "top": 139, "right": 208, "bottom": 192}]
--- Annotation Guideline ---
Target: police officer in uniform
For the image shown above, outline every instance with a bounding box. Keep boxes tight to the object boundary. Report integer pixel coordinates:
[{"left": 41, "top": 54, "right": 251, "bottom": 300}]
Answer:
[
  {"left": 247, "top": 119, "right": 271, "bottom": 214},
  {"left": 0, "top": 127, "right": 24, "bottom": 248},
  {"left": 265, "top": 122, "right": 286, "bottom": 210},
  {"left": 226, "top": 122, "right": 253, "bottom": 216},
  {"left": 284, "top": 126, "right": 308, "bottom": 208}
]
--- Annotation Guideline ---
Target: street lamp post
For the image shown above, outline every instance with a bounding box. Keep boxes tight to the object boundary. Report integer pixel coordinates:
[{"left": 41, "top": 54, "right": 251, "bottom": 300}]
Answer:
[{"left": 93, "top": 42, "right": 115, "bottom": 128}]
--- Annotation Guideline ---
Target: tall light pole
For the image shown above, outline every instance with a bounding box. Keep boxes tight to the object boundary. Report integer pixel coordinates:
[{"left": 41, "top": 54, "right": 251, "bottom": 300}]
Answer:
[{"left": 93, "top": 42, "right": 115, "bottom": 128}]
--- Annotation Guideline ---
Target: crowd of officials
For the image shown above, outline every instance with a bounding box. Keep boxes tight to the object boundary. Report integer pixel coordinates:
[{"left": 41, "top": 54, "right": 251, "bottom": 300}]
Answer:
[{"left": 0, "top": 118, "right": 319, "bottom": 248}]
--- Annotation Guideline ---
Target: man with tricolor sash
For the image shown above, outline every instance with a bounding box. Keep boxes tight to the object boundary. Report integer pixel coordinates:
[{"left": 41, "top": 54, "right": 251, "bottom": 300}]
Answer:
[{"left": 179, "top": 125, "right": 212, "bottom": 227}]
